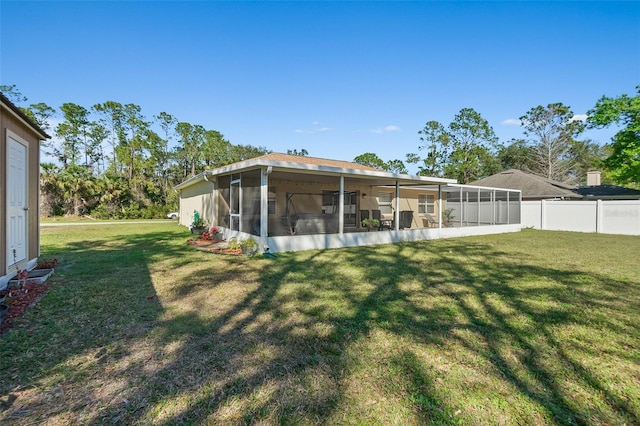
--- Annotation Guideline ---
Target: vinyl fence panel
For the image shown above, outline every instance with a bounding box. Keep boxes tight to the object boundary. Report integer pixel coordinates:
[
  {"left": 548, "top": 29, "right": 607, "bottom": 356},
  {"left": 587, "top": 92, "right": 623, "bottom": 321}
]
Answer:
[{"left": 520, "top": 199, "right": 639, "bottom": 235}]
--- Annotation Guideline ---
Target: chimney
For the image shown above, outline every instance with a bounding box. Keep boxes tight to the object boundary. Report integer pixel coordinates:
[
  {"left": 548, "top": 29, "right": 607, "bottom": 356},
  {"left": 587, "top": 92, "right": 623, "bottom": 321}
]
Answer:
[{"left": 587, "top": 171, "right": 601, "bottom": 186}]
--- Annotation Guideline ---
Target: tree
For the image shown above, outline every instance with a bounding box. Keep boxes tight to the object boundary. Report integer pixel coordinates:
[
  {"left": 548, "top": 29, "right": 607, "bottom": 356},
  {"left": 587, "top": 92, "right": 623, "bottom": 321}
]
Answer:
[
  {"left": 0, "top": 84, "right": 27, "bottom": 104},
  {"left": 566, "top": 139, "right": 607, "bottom": 185},
  {"left": 175, "top": 122, "right": 205, "bottom": 177},
  {"left": 386, "top": 159, "right": 408, "bottom": 174},
  {"left": 497, "top": 139, "right": 536, "bottom": 171},
  {"left": 587, "top": 87, "right": 640, "bottom": 188},
  {"left": 520, "top": 103, "right": 585, "bottom": 181},
  {"left": 227, "top": 144, "right": 270, "bottom": 163},
  {"left": 23, "top": 102, "right": 56, "bottom": 131},
  {"left": 446, "top": 108, "right": 499, "bottom": 183},
  {"left": 86, "top": 122, "right": 108, "bottom": 173},
  {"left": 118, "top": 103, "right": 151, "bottom": 185},
  {"left": 353, "top": 152, "right": 387, "bottom": 170},
  {"left": 152, "top": 112, "right": 177, "bottom": 202},
  {"left": 57, "top": 165, "right": 98, "bottom": 215},
  {"left": 353, "top": 153, "right": 408, "bottom": 173},
  {"left": 22, "top": 102, "right": 56, "bottom": 152},
  {"left": 411, "top": 108, "right": 498, "bottom": 183},
  {"left": 202, "top": 130, "right": 232, "bottom": 168},
  {"left": 54, "top": 103, "right": 90, "bottom": 167},
  {"left": 93, "top": 101, "right": 125, "bottom": 172},
  {"left": 410, "top": 121, "right": 449, "bottom": 176}
]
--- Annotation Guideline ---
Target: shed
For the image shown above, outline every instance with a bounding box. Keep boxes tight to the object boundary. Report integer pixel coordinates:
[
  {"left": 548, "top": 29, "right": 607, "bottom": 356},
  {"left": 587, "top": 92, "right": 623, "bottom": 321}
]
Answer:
[{"left": 1, "top": 93, "right": 50, "bottom": 288}]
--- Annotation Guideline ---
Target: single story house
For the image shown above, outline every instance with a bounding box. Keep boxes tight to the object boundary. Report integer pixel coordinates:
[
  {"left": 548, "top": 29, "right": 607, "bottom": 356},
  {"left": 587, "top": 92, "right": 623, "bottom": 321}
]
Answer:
[
  {"left": 471, "top": 169, "right": 581, "bottom": 200},
  {"left": 175, "top": 153, "right": 522, "bottom": 253},
  {"left": 473, "top": 170, "right": 640, "bottom": 235},
  {"left": 472, "top": 169, "right": 640, "bottom": 201},
  {"left": 1, "top": 93, "right": 50, "bottom": 288}
]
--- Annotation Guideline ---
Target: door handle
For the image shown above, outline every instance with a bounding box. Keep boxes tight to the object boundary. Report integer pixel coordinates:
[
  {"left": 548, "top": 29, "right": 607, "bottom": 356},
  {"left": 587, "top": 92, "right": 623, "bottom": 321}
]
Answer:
[{"left": 23, "top": 207, "right": 29, "bottom": 211}]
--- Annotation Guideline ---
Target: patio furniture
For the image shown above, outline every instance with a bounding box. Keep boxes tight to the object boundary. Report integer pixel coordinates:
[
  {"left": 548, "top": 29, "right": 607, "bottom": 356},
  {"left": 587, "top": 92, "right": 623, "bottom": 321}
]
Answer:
[
  {"left": 360, "top": 210, "right": 369, "bottom": 227},
  {"left": 295, "top": 213, "right": 339, "bottom": 235},
  {"left": 399, "top": 210, "right": 414, "bottom": 229},
  {"left": 372, "top": 209, "right": 391, "bottom": 230},
  {"left": 422, "top": 215, "right": 438, "bottom": 228}
]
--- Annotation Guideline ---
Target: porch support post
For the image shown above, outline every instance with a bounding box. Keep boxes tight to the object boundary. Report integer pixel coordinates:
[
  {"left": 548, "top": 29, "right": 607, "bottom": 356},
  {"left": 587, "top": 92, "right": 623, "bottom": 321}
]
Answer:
[
  {"left": 507, "top": 191, "right": 510, "bottom": 224},
  {"left": 205, "top": 174, "right": 217, "bottom": 227},
  {"left": 339, "top": 175, "right": 345, "bottom": 234},
  {"left": 394, "top": 180, "right": 400, "bottom": 230},
  {"left": 260, "top": 167, "right": 270, "bottom": 252},
  {"left": 460, "top": 186, "right": 463, "bottom": 227},
  {"left": 491, "top": 190, "right": 495, "bottom": 225},
  {"left": 477, "top": 188, "right": 481, "bottom": 226},
  {"left": 211, "top": 179, "right": 217, "bottom": 227},
  {"left": 438, "top": 185, "right": 442, "bottom": 229}
]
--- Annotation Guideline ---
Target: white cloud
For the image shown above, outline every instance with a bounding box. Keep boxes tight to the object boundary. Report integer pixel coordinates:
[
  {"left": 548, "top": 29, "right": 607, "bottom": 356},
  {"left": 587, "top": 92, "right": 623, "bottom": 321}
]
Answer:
[
  {"left": 294, "top": 124, "right": 332, "bottom": 134},
  {"left": 501, "top": 118, "right": 522, "bottom": 126},
  {"left": 370, "top": 125, "right": 400, "bottom": 134},
  {"left": 571, "top": 114, "right": 588, "bottom": 122}
]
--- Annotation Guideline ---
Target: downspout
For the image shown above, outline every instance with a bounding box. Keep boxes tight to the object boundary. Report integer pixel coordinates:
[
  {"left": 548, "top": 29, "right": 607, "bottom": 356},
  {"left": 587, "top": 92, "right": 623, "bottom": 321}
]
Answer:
[
  {"left": 394, "top": 180, "right": 400, "bottom": 230},
  {"left": 339, "top": 175, "right": 344, "bottom": 234}
]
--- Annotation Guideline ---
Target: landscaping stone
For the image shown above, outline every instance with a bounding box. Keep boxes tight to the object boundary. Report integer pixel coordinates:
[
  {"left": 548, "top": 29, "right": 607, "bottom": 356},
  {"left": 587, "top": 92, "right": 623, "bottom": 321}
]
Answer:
[{"left": 9, "top": 269, "right": 54, "bottom": 286}]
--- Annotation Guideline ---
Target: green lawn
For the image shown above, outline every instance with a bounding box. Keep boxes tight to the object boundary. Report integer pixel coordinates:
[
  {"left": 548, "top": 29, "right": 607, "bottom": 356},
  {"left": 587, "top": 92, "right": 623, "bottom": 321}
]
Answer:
[{"left": 1, "top": 224, "right": 639, "bottom": 425}]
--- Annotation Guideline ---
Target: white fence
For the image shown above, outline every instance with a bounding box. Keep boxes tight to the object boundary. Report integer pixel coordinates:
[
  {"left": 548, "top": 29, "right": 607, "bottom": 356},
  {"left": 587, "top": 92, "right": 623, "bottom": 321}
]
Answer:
[{"left": 522, "top": 200, "right": 640, "bottom": 236}]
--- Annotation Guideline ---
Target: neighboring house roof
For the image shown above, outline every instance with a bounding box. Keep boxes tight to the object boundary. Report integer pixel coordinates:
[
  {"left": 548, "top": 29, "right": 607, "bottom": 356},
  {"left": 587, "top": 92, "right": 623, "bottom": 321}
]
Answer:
[
  {"left": 576, "top": 185, "right": 640, "bottom": 200},
  {"left": 470, "top": 169, "right": 581, "bottom": 199},
  {"left": 175, "top": 153, "right": 457, "bottom": 190},
  {"left": 0, "top": 92, "right": 50, "bottom": 140}
]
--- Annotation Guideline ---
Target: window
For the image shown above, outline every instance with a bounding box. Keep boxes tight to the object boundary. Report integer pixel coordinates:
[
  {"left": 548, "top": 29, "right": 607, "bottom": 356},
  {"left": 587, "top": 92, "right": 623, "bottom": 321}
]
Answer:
[
  {"left": 268, "top": 186, "right": 276, "bottom": 215},
  {"left": 378, "top": 192, "right": 393, "bottom": 214},
  {"left": 418, "top": 194, "right": 435, "bottom": 214}
]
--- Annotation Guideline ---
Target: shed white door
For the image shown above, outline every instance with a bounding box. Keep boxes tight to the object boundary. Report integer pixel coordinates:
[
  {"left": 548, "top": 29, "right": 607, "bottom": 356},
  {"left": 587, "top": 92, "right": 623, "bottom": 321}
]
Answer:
[{"left": 7, "top": 135, "right": 28, "bottom": 268}]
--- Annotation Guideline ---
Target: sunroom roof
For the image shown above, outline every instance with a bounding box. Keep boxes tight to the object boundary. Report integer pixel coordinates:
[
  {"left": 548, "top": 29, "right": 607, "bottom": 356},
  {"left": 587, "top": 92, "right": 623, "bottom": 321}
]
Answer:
[{"left": 175, "top": 153, "right": 457, "bottom": 190}]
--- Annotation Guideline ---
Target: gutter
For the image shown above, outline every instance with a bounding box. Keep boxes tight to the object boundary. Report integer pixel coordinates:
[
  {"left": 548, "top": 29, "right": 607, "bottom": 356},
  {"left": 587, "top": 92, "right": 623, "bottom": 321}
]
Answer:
[{"left": 175, "top": 159, "right": 456, "bottom": 190}]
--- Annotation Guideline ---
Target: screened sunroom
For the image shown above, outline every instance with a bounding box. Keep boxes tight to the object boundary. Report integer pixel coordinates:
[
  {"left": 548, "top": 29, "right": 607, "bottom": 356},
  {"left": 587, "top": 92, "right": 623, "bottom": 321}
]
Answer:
[{"left": 176, "top": 154, "right": 522, "bottom": 253}]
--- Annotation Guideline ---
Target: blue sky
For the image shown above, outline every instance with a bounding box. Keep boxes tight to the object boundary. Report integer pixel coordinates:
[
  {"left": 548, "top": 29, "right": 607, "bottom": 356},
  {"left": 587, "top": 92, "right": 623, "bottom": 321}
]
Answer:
[{"left": 2, "top": 1, "right": 638, "bottom": 172}]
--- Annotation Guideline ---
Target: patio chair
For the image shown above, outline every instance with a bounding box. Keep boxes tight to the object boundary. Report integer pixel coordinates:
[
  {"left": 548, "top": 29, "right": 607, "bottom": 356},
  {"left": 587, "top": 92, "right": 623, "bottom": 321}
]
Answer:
[
  {"left": 360, "top": 210, "right": 369, "bottom": 227},
  {"left": 372, "top": 209, "right": 391, "bottom": 230},
  {"left": 422, "top": 215, "right": 437, "bottom": 228},
  {"left": 399, "top": 210, "right": 414, "bottom": 230}
]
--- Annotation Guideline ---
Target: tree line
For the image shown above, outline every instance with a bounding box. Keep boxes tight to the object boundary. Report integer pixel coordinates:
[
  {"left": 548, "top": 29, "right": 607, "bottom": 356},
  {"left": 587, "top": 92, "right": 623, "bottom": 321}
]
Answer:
[
  {"left": 2, "top": 85, "right": 270, "bottom": 218},
  {"left": 354, "top": 87, "right": 639, "bottom": 189},
  {"left": 2, "top": 84, "right": 638, "bottom": 218}
]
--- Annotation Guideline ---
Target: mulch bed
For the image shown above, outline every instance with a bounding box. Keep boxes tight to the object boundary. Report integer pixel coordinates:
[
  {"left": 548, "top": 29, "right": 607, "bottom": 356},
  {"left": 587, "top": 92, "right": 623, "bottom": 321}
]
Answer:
[
  {"left": 0, "top": 283, "right": 51, "bottom": 336},
  {"left": 187, "top": 238, "right": 244, "bottom": 256}
]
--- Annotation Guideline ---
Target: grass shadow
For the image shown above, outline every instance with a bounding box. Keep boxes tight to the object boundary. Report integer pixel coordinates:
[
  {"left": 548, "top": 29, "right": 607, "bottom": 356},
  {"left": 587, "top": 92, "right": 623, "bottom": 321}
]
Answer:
[{"left": 2, "top": 227, "right": 639, "bottom": 424}]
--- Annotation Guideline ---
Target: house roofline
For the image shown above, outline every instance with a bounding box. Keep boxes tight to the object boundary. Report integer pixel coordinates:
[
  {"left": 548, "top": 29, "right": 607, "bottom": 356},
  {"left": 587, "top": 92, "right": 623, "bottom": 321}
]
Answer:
[
  {"left": 175, "top": 157, "right": 457, "bottom": 190},
  {"left": 0, "top": 92, "right": 51, "bottom": 140},
  {"left": 444, "top": 183, "right": 522, "bottom": 193}
]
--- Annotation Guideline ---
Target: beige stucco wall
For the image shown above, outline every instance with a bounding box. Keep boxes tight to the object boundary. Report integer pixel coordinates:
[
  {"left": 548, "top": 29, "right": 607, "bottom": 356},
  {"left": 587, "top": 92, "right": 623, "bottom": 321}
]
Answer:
[
  {"left": 178, "top": 179, "right": 215, "bottom": 228},
  {"left": 266, "top": 178, "right": 441, "bottom": 234}
]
